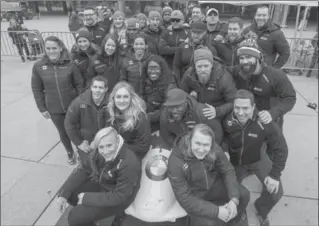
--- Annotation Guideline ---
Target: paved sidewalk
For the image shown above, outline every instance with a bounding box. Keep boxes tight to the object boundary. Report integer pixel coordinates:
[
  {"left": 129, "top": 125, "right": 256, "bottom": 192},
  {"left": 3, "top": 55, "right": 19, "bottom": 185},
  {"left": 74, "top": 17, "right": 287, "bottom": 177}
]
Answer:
[{"left": 1, "top": 16, "right": 318, "bottom": 226}]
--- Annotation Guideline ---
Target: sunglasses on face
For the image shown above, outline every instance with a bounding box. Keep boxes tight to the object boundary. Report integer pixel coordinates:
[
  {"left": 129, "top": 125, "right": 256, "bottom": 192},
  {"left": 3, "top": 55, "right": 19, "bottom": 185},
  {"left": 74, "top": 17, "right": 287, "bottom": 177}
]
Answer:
[{"left": 171, "top": 18, "right": 181, "bottom": 23}]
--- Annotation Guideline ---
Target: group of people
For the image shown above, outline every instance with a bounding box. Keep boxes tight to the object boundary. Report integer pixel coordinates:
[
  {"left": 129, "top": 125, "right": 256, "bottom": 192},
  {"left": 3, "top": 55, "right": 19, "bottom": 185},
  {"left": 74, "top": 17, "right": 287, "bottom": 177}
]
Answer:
[{"left": 30, "top": 3, "right": 298, "bottom": 226}]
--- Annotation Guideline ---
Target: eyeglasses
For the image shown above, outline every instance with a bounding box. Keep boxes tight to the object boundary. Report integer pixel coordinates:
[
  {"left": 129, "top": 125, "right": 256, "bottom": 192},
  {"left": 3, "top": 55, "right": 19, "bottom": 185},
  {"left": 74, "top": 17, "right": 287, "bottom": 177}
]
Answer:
[{"left": 171, "top": 18, "right": 181, "bottom": 23}]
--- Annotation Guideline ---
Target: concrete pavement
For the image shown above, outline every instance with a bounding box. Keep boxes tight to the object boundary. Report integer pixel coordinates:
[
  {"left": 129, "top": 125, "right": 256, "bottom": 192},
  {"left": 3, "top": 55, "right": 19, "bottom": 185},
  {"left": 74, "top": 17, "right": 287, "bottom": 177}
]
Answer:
[{"left": 1, "top": 16, "right": 318, "bottom": 226}]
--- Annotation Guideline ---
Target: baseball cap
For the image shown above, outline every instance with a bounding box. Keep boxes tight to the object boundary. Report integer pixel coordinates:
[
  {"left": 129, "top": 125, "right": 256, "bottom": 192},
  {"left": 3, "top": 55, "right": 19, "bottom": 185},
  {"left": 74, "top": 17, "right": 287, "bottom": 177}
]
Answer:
[
  {"left": 190, "top": 22, "right": 207, "bottom": 32},
  {"left": 206, "top": 8, "right": 219, "bottom": 17},
  {"left": 163, "top": 88, "right": 187, "bottom": 107},
  {"left": 170, "top": 10, "right": 184, "bottom": 20}
]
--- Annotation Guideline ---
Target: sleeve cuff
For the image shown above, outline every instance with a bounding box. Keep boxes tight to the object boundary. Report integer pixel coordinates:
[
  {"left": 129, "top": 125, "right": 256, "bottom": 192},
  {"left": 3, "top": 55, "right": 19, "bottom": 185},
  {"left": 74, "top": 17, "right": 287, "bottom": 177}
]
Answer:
[{"left": 269, "top": 168, "right": 281, "bottom": 181}]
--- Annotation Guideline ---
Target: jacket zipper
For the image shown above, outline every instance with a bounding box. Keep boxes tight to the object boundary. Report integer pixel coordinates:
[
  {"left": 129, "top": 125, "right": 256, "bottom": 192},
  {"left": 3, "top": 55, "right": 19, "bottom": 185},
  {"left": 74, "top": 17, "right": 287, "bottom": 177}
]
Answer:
[
  {"left": 54, "top": 66, "right": 65, "bottom": 111},
  {"left": 97, "top": 108, "right": 101, "bottom": 129},
  {"left": 239, "top": 130, "right": 245, "bottom": 165},
  {"left": 202, "top": 162, "right": 209, "bottom": 189}
]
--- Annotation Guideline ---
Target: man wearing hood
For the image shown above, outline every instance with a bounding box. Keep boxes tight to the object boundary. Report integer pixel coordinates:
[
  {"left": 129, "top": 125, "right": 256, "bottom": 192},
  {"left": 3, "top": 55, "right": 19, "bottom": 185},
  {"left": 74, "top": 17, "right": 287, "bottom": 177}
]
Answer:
[
  {"left": 159, "top": 88, "right": 223, "bottom": 149},
  {"left": 162, "top": 6, "right": 172, "bottom": 29},
  {"left": 180, "top": 48, "right": 237, "bottom": 120},
  {"left": 214, "top": 17, "right": 246, "bottom": 69},
  {"left": 233, "top": 39, "right": 296, "bottom": 129},
  {"left": 159, "top": 10, "right": 190, "bottom": 69},
  {"left": 64, "top": 76, "right": 110, "bottom": 170},
  {"left": 142, "top": 55, "right": 176, "bottom": 132},
  {"left": 173, "top": 22, "right": 217, "bottom": 86},
  {"left": 167, "top": 123, "right": 250, "bottom": 226},
  {"left": 242, "top": 5, "right": 290, "bottom": 69},
  {"left": 71, "top": 28, "right": 101, "bottom": 88},
  {"left": 126, "top": 18, "right": 158, "bottom": 55},
  {"left": 56, "top": 127, "right": 141, "bottom": 226},
  {"left": 82, "top": 6, "right": 109, "bottom": 46},
  {"left": 223, "top": 89, "right": 288, "bottom": 226},
  {"left": 144, "top": 11, "right": 164, "bottom": 44},
  {"left": 205, "top": 8, "right": 228, "bottom": 50}
]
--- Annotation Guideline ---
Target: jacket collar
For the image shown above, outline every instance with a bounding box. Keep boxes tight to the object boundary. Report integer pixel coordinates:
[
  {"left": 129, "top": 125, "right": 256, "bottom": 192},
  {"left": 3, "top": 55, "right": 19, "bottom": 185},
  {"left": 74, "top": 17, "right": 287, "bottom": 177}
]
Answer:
[{"left": 80, "top": 89, "right": 109, "bottom": 107}]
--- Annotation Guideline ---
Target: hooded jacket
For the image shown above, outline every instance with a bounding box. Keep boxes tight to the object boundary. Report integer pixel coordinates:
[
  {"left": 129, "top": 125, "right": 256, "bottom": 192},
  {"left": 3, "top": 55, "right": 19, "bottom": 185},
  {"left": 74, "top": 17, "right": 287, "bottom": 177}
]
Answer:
[
  {"left": 120, "top": 48, "right": 152, "bottom": 95},
  {"left": 213, "top": 36, "right": 245, "bottom": 68},
  {"left": 71, "top": 43, "right": 101, "bottom": 88},
  {"left": 242, "top": 20, "right": 290, "bottom": 68},
  {"left": 180, "top": 61, "right": 236, "bottom": 119},
  {"left": 64, "top": 89, "right": 110, "bottom": 146},
  {"left": 233, "top": 65, "right": 296, "bottom": 121},
  {"left": 108, "top": 112, "right": 151, "bottom": 160},
  {"left": 167, "top": 133, "right": 239, "bottom": 218},
  {"left": 84, "top": 21, "right": 109, "bottom": 46},
  {"left": 31, "top": 50, "right": 84, "bottom": 114},
  {"left": 59, "top": 138, "right": 141, "bottom": 208},
  {"left": 160, "top": 95, "right": 223, "bottom": 148},
  {"left": 223, "top": 110, "right": 288, "bottom": 180},
  {"left": 173, "top": 41, "right": 218, "bottom": 85},
  {"left": 158, "top": 27, "right": 190, "bottom": 68},
  {"left": 89, "top": 34, "right": 121, "bottom": 92},
  {"left": 141, "top": 55, "right": 175, "bottom": 123}
]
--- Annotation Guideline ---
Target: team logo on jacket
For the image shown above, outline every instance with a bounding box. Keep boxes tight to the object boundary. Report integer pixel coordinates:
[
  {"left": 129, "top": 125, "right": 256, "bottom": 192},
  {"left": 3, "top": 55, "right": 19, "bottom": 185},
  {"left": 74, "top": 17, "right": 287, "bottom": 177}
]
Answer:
[
  {"left": 227, "top": 120, "right": 232, "bottom": 126},
  {"left": 129, "top": 61, "right": 133, "bottom": 65},
  {"left": 80, "top": 104, "right": 86, "bottom": 108},
  {"left": 182, "top": 163, "right": 188, "bottom": 171},
  {"left": 248, "top": 133, "right": 258, "bottom": 138},
  {"left": 169, "top": 32, "right": 172, "bottom": 35},
  {"left": 42, "top": 66, "right": 47, "bottom": 70},
  {"left": 107, "top": 170, "right": 113, "bottom": 178},
  {"left": 184, "top": 45, "right": 189, "bottom": 48},
  {"left": 94, "top": 60, "right": 100, "bottom": 64},
  {"left": 207, "top": 84, "right": 216, "bottom": 91},
  {"left": 253, "top": 87, "right": 263, "bottom": 92}
]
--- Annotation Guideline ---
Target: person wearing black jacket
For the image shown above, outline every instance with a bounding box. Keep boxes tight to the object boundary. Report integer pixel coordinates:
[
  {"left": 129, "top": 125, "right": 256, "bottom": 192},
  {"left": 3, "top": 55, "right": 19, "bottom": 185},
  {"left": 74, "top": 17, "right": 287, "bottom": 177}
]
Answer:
[
  {"left": 65, "top": 76, "right": 110, "bottom": 170},
  {"left": 233, "top": 39, "right": 296, "bottom": 129},
  {"left": 242, "top": 5, "right": 290, "bottom": 69},
  {"left": 168, "top": 123, "right": 249, "bottom": 226},
  {"left": 223, "top": 89, "right": 288, "bottom": 226},
  {"left": 56, "top": 127, "right": 141, "bottom": 226},
  {"left": 141, "top": 55, "right": 175, "bottom": 132},
  {"left": 31, "top": 36, "right": 84, "bottom": 164},
  {"left": 7, "top": 18, "right": 31, "bottom": 62}
]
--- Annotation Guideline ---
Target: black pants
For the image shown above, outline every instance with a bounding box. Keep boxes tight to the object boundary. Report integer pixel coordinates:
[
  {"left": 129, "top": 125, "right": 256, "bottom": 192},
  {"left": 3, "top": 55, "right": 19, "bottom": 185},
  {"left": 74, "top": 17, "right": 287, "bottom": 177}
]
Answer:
[
  {"left": 50, "top": 113, "right": 74, "bottom": 156},
  {"left": 15, "top": 40, "right": 30, "bottom": 59},
  {"left": 235, "top": 149, "right": 283, "bottom": 219},
  {"left": 67, "top": 180, "right": 127, "bottom": 226},
  {"left": 190, "top": 177, "right": 250, "bottom": 226}
]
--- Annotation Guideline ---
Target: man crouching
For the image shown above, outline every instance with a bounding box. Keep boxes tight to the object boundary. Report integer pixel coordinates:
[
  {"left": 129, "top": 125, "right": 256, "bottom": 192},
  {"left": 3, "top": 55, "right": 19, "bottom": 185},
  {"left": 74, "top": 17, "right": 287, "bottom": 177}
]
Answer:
[{"left": 167, "top": 123, "right": 249, "bottom": 226}]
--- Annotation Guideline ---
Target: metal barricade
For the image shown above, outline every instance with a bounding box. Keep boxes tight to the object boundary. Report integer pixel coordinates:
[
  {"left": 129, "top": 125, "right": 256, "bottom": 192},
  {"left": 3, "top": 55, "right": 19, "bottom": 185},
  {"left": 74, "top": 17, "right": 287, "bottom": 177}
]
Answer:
[
  {"left": 40, "top": 31, "right": 77, "bottom": 53},
  {"left": 283, "top": 37, "right": 318, "bottom": 76},
  {"left": 1, "top": 29, "right": 44, "bottom": 58}
]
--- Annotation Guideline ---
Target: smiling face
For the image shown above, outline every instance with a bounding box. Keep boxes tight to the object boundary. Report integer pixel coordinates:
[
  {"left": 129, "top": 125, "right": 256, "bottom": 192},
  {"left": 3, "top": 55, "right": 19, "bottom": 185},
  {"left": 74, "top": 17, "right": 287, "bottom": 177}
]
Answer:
[
  {"left": 45, "top": 40, "right": 62, "bottom": 62},
  {"left": 77, "top": 37, "right": 90, "bottom": 51},
  {"left": 83, "top": 9, "right": 97, "bottom": 25},
  {"left": 227, "top": 22, "right": 242, "bottom": 42},
  {"left": 191, "top": 131, "right": 212, "bottom": 160},
  {"left": 167, "top": 102, "right": 187, "bottom": 121},
  {"left": 239, "top": 55, "right": 258, "bottom": 76},
  {"left": 133, "top": 37, "right": 147, "bottom": 55},
  {"left": 254, "top": 7, "right": 269, "bottom": 28},
  {"left": 206, "top": 11, "right": 219, "bottom": 25},
  {"left": 192, "top": 7, "right": 202, "bottom": 22},
  {"left": 234, "top": 98, "right": 255, "bottom": 125},
  {"left": 98, "top": 132, "right": 119, "bottom": 162},
  {"left": 114, "top": 87, "right": 131, "bottom": 112},
  {"left": 91, "top": 80, "right": 107, "bottom": 101},
  {"left": 147, "top": 60, "right": 161, "bottom": 81},
  {"left": 104, "top": 38, "right": 116, "bottom": 56},
  {"left": 114, "top": 16, "right": 124, "bottom": 28}
]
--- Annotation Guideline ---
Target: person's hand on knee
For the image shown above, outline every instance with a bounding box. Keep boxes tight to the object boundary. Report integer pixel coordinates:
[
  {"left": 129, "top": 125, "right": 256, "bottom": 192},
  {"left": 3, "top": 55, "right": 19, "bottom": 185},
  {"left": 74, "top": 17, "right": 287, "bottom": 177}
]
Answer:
[{"left": 56, "top": 196, "right": 68, "bottom": 213}]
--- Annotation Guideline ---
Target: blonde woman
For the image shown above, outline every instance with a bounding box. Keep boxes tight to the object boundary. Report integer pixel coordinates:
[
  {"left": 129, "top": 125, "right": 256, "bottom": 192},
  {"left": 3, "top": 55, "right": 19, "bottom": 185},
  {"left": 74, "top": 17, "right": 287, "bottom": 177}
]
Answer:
[
  {"left": 107, "top": 81, "right": 151, "bottom": 159},
  {"left": 57, "top": 127, "right": 141, "bottom": 226},
  {"left": 109, "top": 11, "right": 127, "bottom": 54}
]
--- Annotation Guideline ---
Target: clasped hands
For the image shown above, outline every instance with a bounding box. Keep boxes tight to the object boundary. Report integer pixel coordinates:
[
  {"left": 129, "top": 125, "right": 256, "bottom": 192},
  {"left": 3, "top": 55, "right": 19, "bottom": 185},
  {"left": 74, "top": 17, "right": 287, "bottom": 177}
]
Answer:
[{"left": 217, "top": 199, "right": 238, "bottom": 223}]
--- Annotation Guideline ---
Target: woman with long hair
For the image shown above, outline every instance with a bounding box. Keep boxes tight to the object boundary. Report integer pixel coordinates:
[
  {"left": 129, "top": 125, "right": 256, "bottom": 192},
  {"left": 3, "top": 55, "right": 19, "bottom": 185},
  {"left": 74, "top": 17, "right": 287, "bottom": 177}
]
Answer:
[
  {"left": 89, "top": 33, "right": 121, "bottom": 92},
  {"left": 71, "top": 28, "right": 101, "bottom": 88},
  {"left": 141, "top": 55, "right": 175, "bottom": 132},
  {"left": 56, "top": 127, "right": 141, "bottom": 226},
  {"left": 107, "top": 82, "right": 151, "bottom": 159},
  {"left": 120, "top": 33, "right": 152, "bottom": 95},
  {"left": 31, "top": 36, "right": 83, "bottom": 164},
  {"left": 109, "top": 11, "right": 127, "bottom": 53}
]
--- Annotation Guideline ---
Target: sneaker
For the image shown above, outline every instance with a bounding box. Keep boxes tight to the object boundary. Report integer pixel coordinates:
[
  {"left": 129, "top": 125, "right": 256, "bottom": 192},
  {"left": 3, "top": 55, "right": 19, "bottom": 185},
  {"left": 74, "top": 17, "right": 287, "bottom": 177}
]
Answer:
[{"left": 67, "top": 153, "right": 76, "bottom": 165}]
